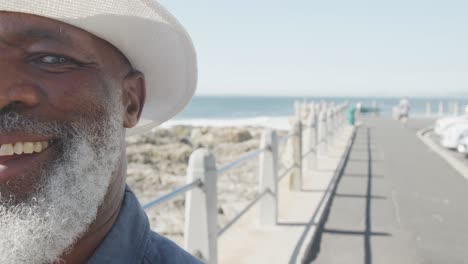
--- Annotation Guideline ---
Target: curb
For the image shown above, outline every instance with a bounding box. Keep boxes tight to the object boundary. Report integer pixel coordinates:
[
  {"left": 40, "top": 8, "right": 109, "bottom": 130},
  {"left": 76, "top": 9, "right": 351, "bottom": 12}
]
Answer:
[{"left": 417, "top": 127, "right": 468, "bottom": 180}]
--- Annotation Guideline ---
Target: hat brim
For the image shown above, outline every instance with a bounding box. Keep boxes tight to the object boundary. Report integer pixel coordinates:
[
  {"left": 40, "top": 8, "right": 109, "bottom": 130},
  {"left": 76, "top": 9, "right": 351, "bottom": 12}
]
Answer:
[
  {"left": 70, "top": 14, "right": 197, "bottom": 137},
  {"left": 0, "top": 1, "right": 197, "bottom": 136}
]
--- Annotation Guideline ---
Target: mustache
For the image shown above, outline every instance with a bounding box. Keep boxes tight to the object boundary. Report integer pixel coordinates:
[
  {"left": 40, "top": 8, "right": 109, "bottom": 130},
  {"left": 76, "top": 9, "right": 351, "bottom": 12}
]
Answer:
[{"left": 0, "top": 112, "right": 79, "bottom": 138}]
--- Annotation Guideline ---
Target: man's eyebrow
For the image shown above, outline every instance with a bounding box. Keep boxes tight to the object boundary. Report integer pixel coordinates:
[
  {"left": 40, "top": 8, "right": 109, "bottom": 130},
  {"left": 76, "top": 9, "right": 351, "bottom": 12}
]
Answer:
[{"left": 17, "top": 27, "right": 73, "bottom": 45}]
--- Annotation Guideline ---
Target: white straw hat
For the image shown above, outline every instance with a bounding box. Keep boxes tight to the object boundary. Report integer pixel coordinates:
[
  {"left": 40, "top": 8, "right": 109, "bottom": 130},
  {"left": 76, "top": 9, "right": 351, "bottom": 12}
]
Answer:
[{"left": 0, "top": 0, "right": 197, "bottom": 136}]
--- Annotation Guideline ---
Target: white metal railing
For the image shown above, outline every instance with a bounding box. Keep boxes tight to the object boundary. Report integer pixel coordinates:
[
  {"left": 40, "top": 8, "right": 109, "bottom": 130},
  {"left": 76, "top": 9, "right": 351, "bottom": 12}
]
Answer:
[
  {"left": 424, "top": 101, "right": 463, "bottom": 117},
  {"left": 142, "top": 100, "right": 350, "bottom": 263},
  {"left": 216, "top": 147, "right": 267, "bottom": 175},
  {"left": 142, "top": 179, "right": 202, "bottom": 210}
]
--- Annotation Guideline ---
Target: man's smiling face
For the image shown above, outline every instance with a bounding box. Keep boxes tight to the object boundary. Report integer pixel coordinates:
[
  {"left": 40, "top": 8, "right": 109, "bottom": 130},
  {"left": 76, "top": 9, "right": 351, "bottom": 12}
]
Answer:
[
  {"left": 0, "top": 12, "right": 133, "bottom": 196},
  {"left": 0, "top": 12, "right": 144, "bottom": 264}
]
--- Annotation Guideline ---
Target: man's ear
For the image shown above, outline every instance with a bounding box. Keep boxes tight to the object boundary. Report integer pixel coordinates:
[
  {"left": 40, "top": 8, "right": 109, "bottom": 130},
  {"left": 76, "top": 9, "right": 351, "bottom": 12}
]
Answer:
[{"left": 122, "top": 71, "right": 146, "bottom": 128}]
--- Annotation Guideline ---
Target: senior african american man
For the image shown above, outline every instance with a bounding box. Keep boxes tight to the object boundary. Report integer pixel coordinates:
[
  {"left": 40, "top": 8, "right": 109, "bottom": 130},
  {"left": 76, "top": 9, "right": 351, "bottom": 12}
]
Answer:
[{"left": 0, "top": 1, "right": 201, "bottom": 264}]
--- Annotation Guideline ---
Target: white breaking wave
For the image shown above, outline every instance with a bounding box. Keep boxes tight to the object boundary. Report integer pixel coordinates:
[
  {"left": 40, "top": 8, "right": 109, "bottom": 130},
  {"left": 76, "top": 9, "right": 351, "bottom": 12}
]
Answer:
[{"left": 160, "top": 116, "right": 291, "bottom": 130}]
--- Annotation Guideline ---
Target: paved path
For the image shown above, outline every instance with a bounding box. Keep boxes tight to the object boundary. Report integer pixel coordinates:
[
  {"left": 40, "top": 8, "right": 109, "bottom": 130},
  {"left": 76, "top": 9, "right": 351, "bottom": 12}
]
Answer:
[{"left": 306, "top": 118, "right": 468, "bottom": 264}]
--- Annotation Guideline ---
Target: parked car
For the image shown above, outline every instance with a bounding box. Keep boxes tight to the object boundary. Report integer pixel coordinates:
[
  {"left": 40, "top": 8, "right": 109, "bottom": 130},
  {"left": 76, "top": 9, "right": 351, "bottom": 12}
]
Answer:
[
  {"left": 434, "top": 106, "right": 468, "bottom": 136},
  {"left": 457, "top": 135, "right": 468, "bottom": 154},
  {"left": 435, "top": 116, "right": 468, "bottom": 135},
  {"left": 440, "top": 122, "right": 468, "bottom": 149}
]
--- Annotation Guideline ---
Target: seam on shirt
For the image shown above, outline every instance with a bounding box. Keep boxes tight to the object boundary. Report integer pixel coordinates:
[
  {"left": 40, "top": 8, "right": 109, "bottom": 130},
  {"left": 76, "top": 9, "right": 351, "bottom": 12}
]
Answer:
[
  {"left": 143, "top": 255, "right": 154, "bottom": 264},
  {"left": 143, "top": 238, "right": 161, "bottom": 264}
]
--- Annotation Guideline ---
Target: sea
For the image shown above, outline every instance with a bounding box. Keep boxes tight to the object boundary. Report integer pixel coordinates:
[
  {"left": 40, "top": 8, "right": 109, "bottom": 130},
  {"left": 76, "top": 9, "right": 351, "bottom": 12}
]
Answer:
[{"left": 161, "top": 96, "right": 468, "bottom": 130}]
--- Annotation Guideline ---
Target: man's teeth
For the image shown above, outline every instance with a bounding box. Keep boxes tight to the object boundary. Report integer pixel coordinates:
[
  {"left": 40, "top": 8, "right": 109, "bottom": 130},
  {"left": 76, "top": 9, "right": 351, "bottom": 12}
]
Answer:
[{"left": 0, "top": 141, "right": 50, "bottom": 156}]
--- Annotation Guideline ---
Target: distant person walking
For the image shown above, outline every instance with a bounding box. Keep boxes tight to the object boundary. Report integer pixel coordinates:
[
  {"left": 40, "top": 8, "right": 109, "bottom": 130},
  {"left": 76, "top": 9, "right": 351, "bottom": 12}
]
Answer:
[{"left": 399, "top": 97, "right": 410, "bottom": 126}]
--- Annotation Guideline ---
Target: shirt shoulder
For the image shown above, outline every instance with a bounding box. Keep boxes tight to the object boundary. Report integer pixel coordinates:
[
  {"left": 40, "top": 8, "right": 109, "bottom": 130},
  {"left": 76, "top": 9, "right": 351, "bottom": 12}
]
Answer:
[
  {"left": 87, "top": 186, "right": 203, "bottom": 264},
  {"left": 143, "top": 231, "right": 204, "bottom": 264}
]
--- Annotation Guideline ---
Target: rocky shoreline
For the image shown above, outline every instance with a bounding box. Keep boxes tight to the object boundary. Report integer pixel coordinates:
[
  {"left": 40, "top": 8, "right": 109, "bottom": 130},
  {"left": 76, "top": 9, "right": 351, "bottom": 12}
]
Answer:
[{"left": 126, "top": 126, "right": 288, "bottom": 245}]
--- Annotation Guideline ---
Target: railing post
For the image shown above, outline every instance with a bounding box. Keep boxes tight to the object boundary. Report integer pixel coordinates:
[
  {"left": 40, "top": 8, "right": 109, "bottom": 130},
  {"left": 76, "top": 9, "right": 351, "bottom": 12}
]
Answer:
[
  {"left": 289, "top": 119, "right": 302, "bottom": 191},
  {"left": 372, "top": 101, "right": 378, "bottom": 116},
  {"left": 454, "top": 101, "right": 459, "bottom": 116},
  {"left": 318, "top": 109, "right": 328, "bottom": 156},
  {"left": 304, "top": 106, "right": 317, "bottom": 171},
  {"left": 259, "top": 129, "right": 278, "bottom": 225},
  {"left": 340, "top": 104, "right": 346, "bottom": 128},
  {"left": 333, "top": 107, "right": 339, "bottom": 132},
  {"left": 438, "top": 102, "right": 444, "bottom": 116},
  {"left": 344, "top": 104, "right": 348, "bottom": 124},
  {"left": 301, "top": 101, "right": 309, "bottom": 121},
  {"left": 336, "top": 105, "right": 342, "bottom": 129},
  {"left": 426, "top": 102, "right": 432, "bottom": 117},
  {"left": 184, "top": 149, "right": 218, "bottom": 263},
  {"left": 338, "top": 105, "right": 343, "bottom": 126},
  {"left": 327, "top": 107, "right": 334, "bottom": 145},
  {"left": 321, "top": 101, "right": 327, "bottom": 112},
  {"left": 315, "top": 103, "right": 321, "bottom": 116},
  {"left": 294, "top": 101, "right": 302, "bottom": 120}
]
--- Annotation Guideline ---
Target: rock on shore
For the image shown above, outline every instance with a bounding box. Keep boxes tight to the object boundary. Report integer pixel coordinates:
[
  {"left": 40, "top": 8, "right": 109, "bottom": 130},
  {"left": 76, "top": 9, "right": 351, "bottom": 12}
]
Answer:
[{"left": 126, "top": 126, "right": 288, "bottom": 245}]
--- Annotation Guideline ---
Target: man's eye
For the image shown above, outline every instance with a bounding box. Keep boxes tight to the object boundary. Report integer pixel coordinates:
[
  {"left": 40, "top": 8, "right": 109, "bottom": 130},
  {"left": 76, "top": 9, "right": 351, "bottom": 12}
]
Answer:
[{"left": 38, "top": 55, "right": 71, "bottom": 64}]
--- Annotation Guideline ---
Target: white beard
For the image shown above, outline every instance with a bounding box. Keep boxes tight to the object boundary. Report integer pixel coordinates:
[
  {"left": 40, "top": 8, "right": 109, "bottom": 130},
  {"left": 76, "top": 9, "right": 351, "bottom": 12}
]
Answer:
[{"left": 0, "top": 108, "right": 123, "bottom": 264}]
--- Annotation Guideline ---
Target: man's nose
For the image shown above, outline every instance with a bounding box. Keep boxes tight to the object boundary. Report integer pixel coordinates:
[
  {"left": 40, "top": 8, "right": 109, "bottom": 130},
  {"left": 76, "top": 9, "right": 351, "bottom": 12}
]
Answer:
[{"left": 0, "top": 64, "right": 41, "bottom": 111}]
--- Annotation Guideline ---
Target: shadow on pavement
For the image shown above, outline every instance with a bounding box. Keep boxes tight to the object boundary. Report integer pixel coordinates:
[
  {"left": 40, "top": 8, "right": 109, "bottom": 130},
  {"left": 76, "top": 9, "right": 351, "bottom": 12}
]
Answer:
[{"left": 304, "top": 126, "right": 392, "bottom": 264}]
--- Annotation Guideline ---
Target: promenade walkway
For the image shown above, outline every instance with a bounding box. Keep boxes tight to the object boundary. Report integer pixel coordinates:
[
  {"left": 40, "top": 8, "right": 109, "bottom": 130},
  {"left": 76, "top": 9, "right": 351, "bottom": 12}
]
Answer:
[{"left": 306, "top": 118, "right": 468, "bottom": 264}]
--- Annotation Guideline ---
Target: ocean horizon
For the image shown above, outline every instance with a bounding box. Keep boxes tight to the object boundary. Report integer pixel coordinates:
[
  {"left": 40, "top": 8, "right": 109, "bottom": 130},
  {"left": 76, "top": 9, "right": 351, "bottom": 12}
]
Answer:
[{"left": 160, "top": 95, "right": 468, "bottom": 129}]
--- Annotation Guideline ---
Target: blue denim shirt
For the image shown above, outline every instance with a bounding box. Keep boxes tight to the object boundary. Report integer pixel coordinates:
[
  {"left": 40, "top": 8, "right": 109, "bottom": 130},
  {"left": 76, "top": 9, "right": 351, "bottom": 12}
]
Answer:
[{"left": 88, "top": 186, "right": 203, "bottom": 264}]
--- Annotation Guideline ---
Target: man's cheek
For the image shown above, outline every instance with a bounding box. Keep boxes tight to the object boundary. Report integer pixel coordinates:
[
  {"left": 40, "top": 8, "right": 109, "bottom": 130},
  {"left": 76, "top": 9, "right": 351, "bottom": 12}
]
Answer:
[{"left": 42, "top": 78, "right": 108, "bottom": 119}]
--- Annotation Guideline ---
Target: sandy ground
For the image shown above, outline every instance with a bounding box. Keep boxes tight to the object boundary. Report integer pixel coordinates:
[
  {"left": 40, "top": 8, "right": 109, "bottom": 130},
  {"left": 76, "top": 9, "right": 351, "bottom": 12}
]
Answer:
[{"left": 126, "top": 126, "right": 289, "bottom": 245}]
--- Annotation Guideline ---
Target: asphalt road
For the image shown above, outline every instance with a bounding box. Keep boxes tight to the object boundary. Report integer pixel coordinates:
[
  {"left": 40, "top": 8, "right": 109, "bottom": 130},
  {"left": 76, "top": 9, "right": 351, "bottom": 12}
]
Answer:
[{"left": 305, "top": 117, "right": 468, "bottom": 264}]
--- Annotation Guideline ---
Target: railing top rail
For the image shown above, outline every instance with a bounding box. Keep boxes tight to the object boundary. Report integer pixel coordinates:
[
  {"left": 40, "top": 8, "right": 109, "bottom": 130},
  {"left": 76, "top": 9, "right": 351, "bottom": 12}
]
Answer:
[
  {"left": 142, "top": 130, "right": 292, "bottom": 211},
  {"left": 217, "top": 147, "right": 267, "bottom": 175},
  {"left": 142, "top": 179, "right": 202, "bottom": 211}
]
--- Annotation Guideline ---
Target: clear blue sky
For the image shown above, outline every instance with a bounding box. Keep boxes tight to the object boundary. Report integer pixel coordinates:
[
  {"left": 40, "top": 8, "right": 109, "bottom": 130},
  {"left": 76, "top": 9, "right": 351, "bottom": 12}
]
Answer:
[{"left": 159, "top": 0, "right": 468, "bottom": 97}]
